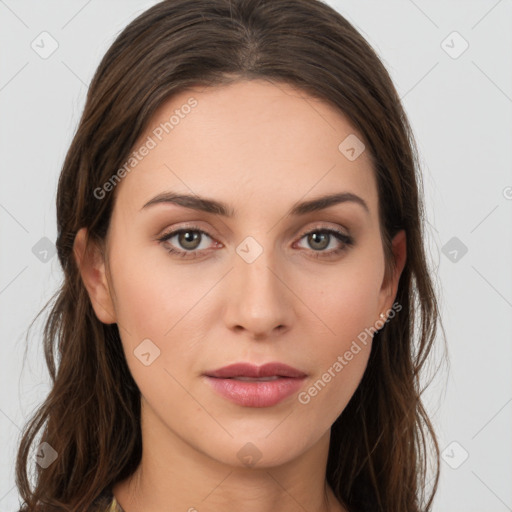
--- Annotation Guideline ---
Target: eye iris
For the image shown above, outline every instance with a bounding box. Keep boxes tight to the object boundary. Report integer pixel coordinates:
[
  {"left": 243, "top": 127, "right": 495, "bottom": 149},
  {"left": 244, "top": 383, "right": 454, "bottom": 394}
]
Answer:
[
  {"left": 308, "top": 232, "right": 329, "bottom": 250},
  {"left": 179, "top": 231, "right": 201, "bottom": 250}
]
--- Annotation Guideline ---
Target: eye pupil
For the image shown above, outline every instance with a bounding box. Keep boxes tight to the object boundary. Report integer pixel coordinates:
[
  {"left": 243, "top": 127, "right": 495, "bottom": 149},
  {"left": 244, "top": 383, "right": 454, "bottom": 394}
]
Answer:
[
  {"left": 179, "top": 231, "right": 201, "bottom": 250},
  {"left": 309, "top": 232, "right": 329, "bottom": 250}
]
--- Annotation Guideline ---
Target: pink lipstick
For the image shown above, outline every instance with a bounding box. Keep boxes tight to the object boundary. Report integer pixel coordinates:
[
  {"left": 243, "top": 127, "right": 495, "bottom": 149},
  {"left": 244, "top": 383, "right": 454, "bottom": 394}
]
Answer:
[{"left": 203, "top": 362, "right": 307, "bottom": 408}]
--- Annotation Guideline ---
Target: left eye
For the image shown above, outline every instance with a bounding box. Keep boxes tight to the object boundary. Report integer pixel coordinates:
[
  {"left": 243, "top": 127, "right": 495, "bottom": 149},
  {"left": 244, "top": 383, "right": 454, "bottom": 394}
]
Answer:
[
  {"left": 158, "top": 227, "right": 215, "bottom": 258},
  {"left": 157, "top": 225, "right": 354, "bottom": 260}
]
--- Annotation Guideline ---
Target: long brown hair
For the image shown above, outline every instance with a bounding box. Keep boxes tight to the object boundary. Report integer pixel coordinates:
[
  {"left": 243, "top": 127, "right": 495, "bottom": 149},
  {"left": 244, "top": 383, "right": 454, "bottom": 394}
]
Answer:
[{"left": 15, "top": 1, "right": 446, "bottom": 510}]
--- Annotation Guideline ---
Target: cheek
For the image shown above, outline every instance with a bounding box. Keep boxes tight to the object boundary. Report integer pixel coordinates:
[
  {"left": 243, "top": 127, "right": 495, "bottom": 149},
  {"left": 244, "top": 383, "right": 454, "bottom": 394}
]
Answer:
[
  {"left": 313, "top": 279, "right": 376, "bottom": 386},
  {"left": 295, "top": 274, "right": 378, "bottom": 423},
  {"left": 297, "top": 340, "right": 371, "bottom": 435},
  {"left": 300, "top": 258, "right": 383, "bottom": 338},
  {"left": 109, "top": 247, "right": 215, "bottom": 382},
  {"left": 292, "top": 255, "right": 382, "bottom": 408},
  {"left": 109, "top": 243, "right": 201, "bottom": 337}
]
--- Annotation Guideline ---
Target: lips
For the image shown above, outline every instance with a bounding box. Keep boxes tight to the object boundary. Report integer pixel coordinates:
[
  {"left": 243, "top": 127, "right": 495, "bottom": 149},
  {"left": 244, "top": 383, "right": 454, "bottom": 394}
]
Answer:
[
  {"left": 204, "top": 362, "right": 307, "bottom": 379},
  {"left": 203, "top": 362, "right": 307, "bottom": 407}
]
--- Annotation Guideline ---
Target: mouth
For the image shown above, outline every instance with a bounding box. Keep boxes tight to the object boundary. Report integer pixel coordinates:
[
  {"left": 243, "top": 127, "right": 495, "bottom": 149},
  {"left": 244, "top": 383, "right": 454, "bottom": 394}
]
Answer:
[
  {"left": 221, "top": 376, "right": 282, "bottom": 381},
  {"left": 204, "top": 361, "right": 307, "bottom": 379},
  {"left": 203, "top": 362, "right": 307, "bottom": 408}
]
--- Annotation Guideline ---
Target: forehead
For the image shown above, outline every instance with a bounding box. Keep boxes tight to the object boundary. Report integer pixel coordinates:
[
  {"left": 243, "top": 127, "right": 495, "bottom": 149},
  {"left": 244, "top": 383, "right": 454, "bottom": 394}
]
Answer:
[{"left": 112, "top": 79, "right": 378, "bottom": 217}]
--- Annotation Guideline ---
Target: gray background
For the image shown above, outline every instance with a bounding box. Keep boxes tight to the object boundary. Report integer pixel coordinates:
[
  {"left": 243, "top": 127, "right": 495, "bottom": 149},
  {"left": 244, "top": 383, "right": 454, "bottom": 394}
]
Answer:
[{"left": 1, "top": 1, "right": 511, "bottom": 510}]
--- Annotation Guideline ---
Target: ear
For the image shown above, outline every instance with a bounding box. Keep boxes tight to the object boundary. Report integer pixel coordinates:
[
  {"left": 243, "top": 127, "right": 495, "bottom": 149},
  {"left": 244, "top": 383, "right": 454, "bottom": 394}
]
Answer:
[
  {"left": 73, "top": 227, "right": 117, "bottom": 324},
  {"left": 377, "top": 229, "right": 406, "bottom": 319}
]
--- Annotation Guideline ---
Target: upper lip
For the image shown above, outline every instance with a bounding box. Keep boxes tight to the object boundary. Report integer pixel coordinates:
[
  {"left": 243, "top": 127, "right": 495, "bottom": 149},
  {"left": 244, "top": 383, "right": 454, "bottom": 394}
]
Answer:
[{"left": 204, "top": 362, "right": 307, "bottom": 379}]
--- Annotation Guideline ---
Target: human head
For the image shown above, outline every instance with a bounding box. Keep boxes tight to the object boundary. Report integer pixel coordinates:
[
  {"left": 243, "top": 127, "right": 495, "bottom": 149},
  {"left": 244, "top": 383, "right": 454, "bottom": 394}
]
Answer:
[{"left": 16, "top": 1, "right": 442, "bottom": 511}]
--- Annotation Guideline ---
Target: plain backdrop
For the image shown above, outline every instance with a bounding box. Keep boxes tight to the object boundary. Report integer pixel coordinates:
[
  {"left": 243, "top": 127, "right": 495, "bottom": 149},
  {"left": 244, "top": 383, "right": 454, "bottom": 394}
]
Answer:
[{"left": 1, "top": 1, "right": 511, "bottom": 511}]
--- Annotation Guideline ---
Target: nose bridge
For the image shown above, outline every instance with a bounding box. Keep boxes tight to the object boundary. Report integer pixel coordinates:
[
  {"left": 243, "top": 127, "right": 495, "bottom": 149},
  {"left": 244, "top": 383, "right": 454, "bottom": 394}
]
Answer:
[
  {"left": 226, "top": 234, "right": 291, "bottom": 335},
  {"left": 236, "top": 233, "right": 282, "bottom": 301}
]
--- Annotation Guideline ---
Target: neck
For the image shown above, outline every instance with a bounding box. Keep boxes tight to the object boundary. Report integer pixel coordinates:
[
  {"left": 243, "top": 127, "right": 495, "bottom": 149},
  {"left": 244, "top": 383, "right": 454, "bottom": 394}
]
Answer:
[{"left": 112, "top": 400, "right": 347, "bottom": 512}]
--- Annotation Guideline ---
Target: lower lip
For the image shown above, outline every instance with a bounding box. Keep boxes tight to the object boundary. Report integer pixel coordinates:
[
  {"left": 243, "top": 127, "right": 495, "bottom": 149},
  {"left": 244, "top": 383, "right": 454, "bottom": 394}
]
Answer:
[{"left": 204, "top": 376, "right": 305, "bottom": 408}]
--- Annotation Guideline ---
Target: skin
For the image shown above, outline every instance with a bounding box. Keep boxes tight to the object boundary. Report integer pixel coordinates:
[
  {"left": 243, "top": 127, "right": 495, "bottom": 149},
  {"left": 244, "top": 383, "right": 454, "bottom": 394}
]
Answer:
[{"left": 74, "top": 79, "right": 406, "bottom": 512}]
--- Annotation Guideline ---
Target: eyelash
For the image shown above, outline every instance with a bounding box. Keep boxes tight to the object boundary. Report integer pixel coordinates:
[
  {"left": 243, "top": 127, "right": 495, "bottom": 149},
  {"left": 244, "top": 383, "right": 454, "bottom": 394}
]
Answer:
[{"left": 157, "top": 224, "right": 354, "bottom": 260}]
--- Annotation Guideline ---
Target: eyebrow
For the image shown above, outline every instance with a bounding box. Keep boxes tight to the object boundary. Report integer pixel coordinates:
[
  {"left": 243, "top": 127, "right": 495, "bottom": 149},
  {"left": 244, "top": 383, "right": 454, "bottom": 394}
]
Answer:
[{"left": 141, "top": 191, "right": 370, "bottom": 217}]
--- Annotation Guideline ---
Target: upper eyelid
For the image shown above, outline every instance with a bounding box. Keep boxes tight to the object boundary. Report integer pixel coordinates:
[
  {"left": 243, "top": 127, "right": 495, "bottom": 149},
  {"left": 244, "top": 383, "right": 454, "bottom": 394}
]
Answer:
[
  {"left": 158, "top": 225, "right": 214, "bottom": 241},
  {"left": 158, "top": 221, "right": 350, "bottom": 236},
  {"left": 157, "top": 223, "right": 351, "bottom": 246}
]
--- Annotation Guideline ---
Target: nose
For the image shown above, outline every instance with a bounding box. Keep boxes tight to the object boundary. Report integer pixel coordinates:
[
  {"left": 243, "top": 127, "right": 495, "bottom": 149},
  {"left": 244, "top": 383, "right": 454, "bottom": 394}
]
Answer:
[{"left": 223, "top": 246, "right": 293, "bottom": 339}]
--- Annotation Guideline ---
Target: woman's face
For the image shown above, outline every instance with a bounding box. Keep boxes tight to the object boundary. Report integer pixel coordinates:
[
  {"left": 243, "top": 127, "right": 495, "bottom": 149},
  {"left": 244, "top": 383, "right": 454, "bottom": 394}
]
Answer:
[{"left": 77, "top": 79, "right": 405, "bottom": 469}]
